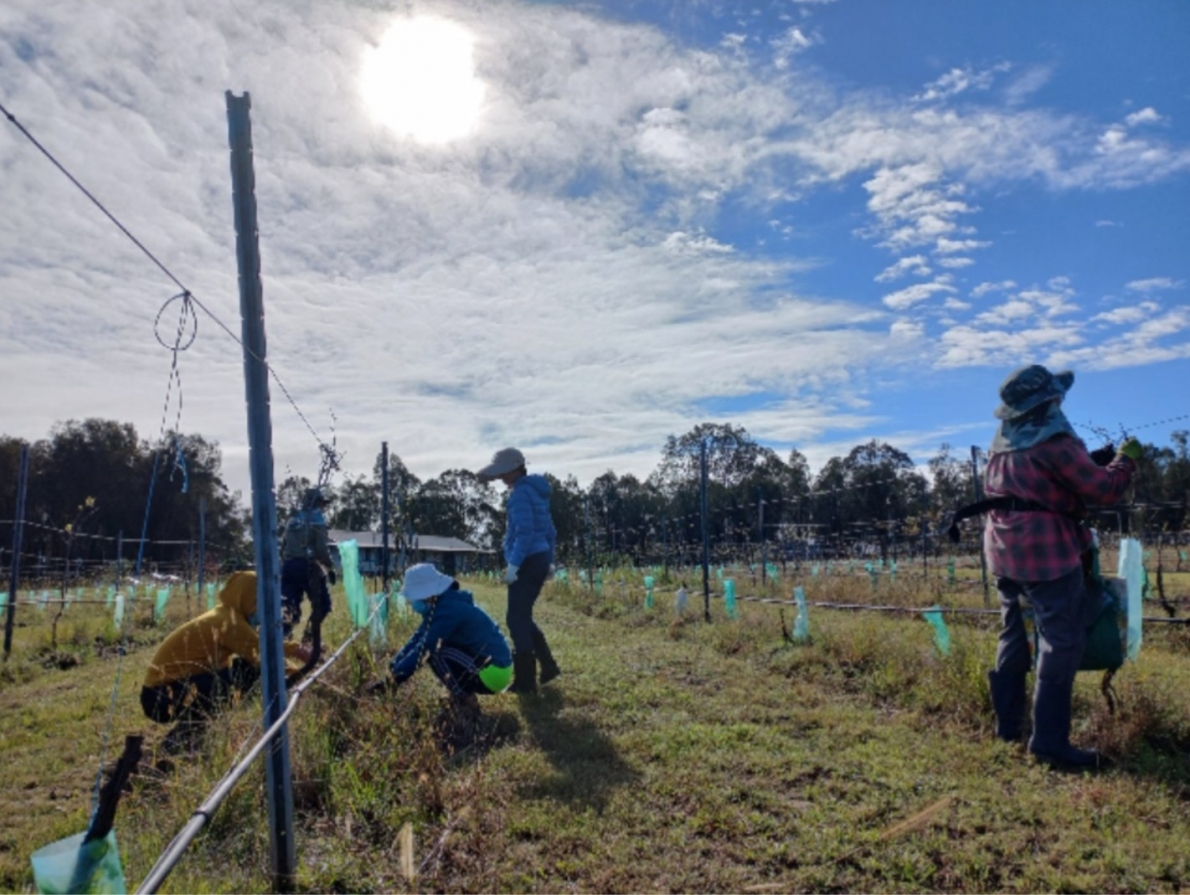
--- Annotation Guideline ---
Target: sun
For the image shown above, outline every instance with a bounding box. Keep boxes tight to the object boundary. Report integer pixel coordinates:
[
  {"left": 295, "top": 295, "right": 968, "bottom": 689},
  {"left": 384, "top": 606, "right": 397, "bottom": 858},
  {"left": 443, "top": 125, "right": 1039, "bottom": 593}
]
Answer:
[{"left": 360, "top": 18, "right": 485, "bottom": 145}]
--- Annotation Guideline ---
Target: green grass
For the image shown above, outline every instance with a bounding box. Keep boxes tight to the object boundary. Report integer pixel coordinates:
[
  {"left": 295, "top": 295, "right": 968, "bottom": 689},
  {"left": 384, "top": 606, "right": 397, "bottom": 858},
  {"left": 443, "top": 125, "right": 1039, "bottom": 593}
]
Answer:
[{"left": 4, "top": 570, "right": 1190, "bottom": 892}]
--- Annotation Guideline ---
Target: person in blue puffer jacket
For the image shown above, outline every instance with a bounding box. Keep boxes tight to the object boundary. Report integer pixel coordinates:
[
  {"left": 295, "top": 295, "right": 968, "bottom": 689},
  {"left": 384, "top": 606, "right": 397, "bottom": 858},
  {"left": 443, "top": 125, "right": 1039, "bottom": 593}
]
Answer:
[
  {"left": 382, "top": 563, "right": 512, "bottom": 714},
  {"left": 477, "top": 447, "right": 559, "bottom": 693}
]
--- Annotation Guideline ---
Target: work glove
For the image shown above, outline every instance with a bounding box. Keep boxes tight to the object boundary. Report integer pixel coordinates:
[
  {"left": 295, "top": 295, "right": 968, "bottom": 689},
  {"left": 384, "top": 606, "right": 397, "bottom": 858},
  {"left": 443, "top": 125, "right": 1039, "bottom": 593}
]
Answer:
[
  {"left": 1117, "top": 438, "right": 1143, "bottom": 462},
  {"left": 504, "top": 564, "right": 519, "bottom": 584},
  {"left": 1089, "top": 443, "right": 1115, "bottom": 466},
  {"left": 327, "top": 569, "right": 338, "bottom": 586}
]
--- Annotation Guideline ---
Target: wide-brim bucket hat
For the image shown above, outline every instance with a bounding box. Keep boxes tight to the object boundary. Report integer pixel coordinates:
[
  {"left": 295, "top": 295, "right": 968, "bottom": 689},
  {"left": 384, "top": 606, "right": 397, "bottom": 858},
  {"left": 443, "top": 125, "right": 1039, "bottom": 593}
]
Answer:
[
  {"left": 400, "top": 563, "right": 455, "bottom": 602},
  {"left": 476, "top": 447, "right": 526, "bottom": 483},
  {"left": 994, "top": 364, "right": 1074, "bottom": 420}
]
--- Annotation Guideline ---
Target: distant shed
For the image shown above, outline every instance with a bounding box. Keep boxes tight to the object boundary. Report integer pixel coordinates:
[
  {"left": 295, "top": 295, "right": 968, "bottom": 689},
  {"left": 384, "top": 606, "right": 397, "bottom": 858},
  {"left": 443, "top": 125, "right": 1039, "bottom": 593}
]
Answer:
[{"left": 328, "top": 529, "right": 493, "bottom": 576}]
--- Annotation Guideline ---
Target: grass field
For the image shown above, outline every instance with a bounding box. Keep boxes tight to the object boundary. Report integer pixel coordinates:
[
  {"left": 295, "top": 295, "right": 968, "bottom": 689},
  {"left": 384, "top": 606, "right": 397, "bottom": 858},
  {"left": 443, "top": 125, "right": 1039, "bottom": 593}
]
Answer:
[{"left": 3, "top": 566, "right": 1190, "bottom": 893}]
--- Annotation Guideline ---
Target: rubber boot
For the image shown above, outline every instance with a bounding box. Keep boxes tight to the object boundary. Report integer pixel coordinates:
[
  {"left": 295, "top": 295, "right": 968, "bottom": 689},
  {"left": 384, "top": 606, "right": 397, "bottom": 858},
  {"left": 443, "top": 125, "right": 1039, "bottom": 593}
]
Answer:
[
  {"left": 987, "top": 669, "right": 1027, "bottom": 742},
  {"left": 508, "top": 651, "right": 537, "bottom": 694},
  {"left": 533, "top": 630, "right": 561, "bottom": 685},
  {"left": 1028, "top": 675, "right": 1100, "bottom": 769}
]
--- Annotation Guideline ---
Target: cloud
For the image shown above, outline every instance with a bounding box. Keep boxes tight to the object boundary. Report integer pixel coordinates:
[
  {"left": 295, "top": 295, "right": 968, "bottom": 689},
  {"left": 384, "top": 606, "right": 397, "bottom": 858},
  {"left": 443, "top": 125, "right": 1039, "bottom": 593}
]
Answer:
[
  {"left": 1124, "top": 107, "right": 1164, "bottom": 127},
  {"left": 971, "top": 280, "right": 1017, "bottom": 298},
  {"left": 861, "top": 164, "right": 975, "bottom": 250},
  {"left": 935, "top": 237, "right": 989, "bottom": 254},
  {"left": 937, "top": 322, "right": 1084, "bottom": 368},
  {"left": 882, "top": 276, "right": 957, "bottom": 311},
  {"left": 874, "top": 254, "right": 930, "bottom": 282},
  {"left": 772, "top": 27, "right": 818, "bottom": 70},
  {"left": 1092, "top": 302, "right": 1159, "bottom": 325},
  {"left": 936, "top": 256, "right": 974, "bottom": 269},
  {"left": 1125, "top": 277, "right": 1183, "bottom": 293},
  {"left": 1003, "top": 63, "right": 1054, "bottom": 105},
  {"left": 914, "top": 63, "right": 1012, "bottom": 103},
  {"left": 1095, "top": 219, "right": 1122, "bottom": 227}
]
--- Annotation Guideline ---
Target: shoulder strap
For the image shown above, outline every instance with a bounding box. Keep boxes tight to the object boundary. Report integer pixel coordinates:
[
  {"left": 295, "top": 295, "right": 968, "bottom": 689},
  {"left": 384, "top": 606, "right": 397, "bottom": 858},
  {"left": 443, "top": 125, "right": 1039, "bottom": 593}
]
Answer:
[{"left": 947, "top": 496, "right": 1080, "bottom": 543}]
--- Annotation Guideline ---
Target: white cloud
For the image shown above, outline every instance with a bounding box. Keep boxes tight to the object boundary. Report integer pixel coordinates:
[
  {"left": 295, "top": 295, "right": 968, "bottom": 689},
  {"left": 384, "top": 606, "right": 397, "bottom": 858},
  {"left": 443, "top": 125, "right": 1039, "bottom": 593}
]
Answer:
[
  {"left": 935, "top": 237, "right": 989, "bottom": 254},
  {"left": 1003, "top": 64, "right": 1054, "bottom": 105},
  {"left": 889, "top": 318, "right": 925, "bottom": 340},
  {"left": 1093, "top": 302, "right": 1159, "bottom": 325},
  {"left": 882, "top": 276, "right": 957, "bottom": 311},
  {"left": 937, "top": 256, "right": 974, "bottom": 269},
  {"left": 1095, "top": 219, "right": 1122, "bottom": 227},
  {"left": 1125, "top": 277, "right": 1183, "bottom": 293},
  {"left": 1125, "top": 107, "right": 1164, "bottom": 127},
  {"left": 772, "top": 27, "right": 817, "bottom": 70},
  {"left": 874, "top": 254, "right": 930, "bottom": 282},
  {"left": 861, "top": 164, "right": 975, "bottom": 250},
  {"left": 971, "top": 280, "right": 1017, "bottom": 298},
  {"left": 937, "top": 322, "right": 1084, "bottom": 368},
  {"left": 914, "top": 63, "right": 1011, "bottom": 103}
]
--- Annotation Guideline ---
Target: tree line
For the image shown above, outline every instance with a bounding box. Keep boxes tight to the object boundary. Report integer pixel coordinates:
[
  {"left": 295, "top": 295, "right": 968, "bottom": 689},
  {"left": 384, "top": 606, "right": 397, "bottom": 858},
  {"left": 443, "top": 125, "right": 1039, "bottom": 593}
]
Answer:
[{"left": 2, "top": 419, "right": 1188, "bottom": 580}]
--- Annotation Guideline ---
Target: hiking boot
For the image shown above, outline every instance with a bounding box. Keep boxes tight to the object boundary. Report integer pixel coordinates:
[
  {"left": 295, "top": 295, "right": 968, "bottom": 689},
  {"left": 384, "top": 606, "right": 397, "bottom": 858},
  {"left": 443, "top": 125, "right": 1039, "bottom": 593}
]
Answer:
[
  {"left": 1029, "top": 674, "right": 1103, "bottom": 771},
  {"left": 988, "top": 669, "right": 1027, "bottom": 742},
  {"left": 1032, "top": 745, "right": 1105, "bottom": 771},
  {"left": 532, "top": 630, "right": 561, "bottom": 685},
  {"left": 508, "top": 651, "right": 537, "bottom": 694}
]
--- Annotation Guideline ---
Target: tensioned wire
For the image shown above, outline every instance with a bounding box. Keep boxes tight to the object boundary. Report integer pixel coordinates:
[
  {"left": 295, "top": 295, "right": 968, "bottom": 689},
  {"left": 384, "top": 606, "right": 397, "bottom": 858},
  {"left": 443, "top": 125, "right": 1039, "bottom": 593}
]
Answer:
[{"left": 0, "top": 98, "right": 328, "bottom": 453}]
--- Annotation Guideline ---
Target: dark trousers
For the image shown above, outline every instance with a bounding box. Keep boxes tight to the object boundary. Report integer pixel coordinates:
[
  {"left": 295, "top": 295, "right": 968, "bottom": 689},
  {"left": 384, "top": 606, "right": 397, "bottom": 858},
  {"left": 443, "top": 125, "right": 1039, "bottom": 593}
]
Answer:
[
  {"left": 427, "top": 646, "right": 495, "bottom": 697},
  {"left": 280, "top": 557, "right": 331, "bottom": 635},
  {"left": 140, "top": 661, "right": 260, "bottom": 724},
  {"left": 506, "top": 551, "right": 550, "bottom": 654},
  {"left": 995, "top": 565, "right": 1093, "bottom": 755},
  {"left": 994, "top": 565, "right": 1091, "bottom": 683}
]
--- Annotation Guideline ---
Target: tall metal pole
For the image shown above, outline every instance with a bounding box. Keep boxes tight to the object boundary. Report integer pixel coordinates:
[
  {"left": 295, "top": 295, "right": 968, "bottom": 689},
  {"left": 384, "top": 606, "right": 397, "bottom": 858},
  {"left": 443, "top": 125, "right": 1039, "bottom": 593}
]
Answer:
[
  {"left": 227, "top": 90, "right": 295, "bottom": 892},
  {"left": 4, "top": 442, "right": 29, "bottom": 660},
  {"left": 700, "top": 440, "right": 710, "bottom": 622},
  {"left": 381, "top": 442, "right": 390, "bottom": 593},
  {"left": 197, "top": 497, "right": 207, "bottom": 602},
  {"left": 970, "top": 445, "right": 990, "bottom": 607}
]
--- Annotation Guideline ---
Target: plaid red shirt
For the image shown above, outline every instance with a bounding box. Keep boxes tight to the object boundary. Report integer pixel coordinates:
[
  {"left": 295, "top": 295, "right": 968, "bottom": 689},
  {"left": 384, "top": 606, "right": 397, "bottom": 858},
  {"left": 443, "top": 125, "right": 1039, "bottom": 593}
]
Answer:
[{"left": 982, "top": 434, "right": 1134, "bottom": 582}]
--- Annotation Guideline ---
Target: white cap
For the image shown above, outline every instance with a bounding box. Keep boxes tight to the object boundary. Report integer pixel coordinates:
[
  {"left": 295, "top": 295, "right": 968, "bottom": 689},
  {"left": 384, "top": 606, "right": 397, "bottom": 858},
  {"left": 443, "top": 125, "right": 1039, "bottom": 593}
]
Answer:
[{"left": 400, "top": 563, "right": 455, "bottom": 602}]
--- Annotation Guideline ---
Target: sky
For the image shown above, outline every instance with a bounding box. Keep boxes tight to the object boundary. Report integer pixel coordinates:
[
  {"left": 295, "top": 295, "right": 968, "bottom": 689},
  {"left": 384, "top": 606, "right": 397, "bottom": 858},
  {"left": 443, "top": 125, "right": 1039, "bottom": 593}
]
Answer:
[{"left": 1, "top": 0, "right": 1188, "bottom": 500}]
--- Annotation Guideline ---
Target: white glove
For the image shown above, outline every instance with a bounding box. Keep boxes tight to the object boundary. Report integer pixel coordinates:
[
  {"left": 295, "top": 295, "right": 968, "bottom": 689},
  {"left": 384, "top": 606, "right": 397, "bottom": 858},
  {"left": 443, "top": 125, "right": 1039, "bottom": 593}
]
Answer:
[{"left": 504, "top": 564, "right": 519, "bottom": 584}]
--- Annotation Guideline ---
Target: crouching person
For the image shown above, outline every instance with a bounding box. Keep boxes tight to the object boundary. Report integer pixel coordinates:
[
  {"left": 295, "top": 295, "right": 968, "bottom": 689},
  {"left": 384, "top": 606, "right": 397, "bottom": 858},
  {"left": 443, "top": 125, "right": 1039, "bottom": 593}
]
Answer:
[
  {"left": 381, "top": 563, "right": 512, "bottom": 716},
  {"left": 140, "top": 571, "right": 310, "bottom": 749}
]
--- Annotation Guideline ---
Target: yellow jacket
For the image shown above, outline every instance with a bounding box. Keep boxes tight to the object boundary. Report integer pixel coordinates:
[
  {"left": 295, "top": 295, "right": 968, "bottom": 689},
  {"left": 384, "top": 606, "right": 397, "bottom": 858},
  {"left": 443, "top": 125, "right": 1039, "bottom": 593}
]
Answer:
[{"left": 143, "top": 571, "right": 304, "bottom": 688}]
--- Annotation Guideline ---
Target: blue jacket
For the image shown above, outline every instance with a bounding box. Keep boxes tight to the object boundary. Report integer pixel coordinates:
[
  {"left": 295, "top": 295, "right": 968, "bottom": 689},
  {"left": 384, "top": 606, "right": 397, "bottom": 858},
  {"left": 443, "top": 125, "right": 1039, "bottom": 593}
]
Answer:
[
  {"left": 503, "top": 474, "right": 557, "bottom": 567},
  {"left": 389, "top": 588, "right": 511, "bottom": 683}
]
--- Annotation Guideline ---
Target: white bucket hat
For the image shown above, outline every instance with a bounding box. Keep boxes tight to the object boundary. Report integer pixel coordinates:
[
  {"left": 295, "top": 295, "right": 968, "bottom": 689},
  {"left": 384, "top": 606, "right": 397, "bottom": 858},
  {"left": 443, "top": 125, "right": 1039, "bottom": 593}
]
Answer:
[
  {"left": 400, "top": 563, "right": 455, "bottom": 602},
  {"left": 476, "top": 447, "right": 526, "bottom": 483}
]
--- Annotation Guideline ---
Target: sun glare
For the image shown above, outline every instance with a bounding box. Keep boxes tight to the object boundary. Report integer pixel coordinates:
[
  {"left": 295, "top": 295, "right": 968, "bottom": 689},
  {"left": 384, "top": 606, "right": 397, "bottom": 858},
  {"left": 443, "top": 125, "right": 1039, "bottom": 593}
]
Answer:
[{"left": 361, "top": 18, "right": 485, "bottom": 145}]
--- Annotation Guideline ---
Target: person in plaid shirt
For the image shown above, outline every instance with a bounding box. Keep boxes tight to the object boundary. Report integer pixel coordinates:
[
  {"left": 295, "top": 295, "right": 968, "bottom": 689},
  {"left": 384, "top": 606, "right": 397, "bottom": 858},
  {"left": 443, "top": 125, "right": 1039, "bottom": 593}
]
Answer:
[{"left": 983, "top": 365, "right": 1141, "bottom": 769}]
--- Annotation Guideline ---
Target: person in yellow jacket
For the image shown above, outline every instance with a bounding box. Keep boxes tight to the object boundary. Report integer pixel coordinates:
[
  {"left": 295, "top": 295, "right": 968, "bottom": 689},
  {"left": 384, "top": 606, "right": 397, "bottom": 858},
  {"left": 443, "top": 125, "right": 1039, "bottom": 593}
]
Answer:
[{"left": 140, "top": 571, "right": 310, "bottom": 724}]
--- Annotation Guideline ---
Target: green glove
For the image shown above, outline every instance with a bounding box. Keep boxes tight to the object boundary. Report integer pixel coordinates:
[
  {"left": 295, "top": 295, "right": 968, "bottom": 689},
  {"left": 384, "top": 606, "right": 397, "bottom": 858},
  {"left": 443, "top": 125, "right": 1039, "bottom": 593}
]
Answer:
[{"left": 1118, "top": 438, "right": 1143, "bottom": 462}]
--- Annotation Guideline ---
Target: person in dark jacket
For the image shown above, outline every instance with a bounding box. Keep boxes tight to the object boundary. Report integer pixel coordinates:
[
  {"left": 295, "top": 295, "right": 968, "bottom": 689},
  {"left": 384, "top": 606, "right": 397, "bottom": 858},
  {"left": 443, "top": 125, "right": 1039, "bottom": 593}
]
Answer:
[
  {"left": 381, "top": 563, "right": 513, "bottom": 712},
  {"left": 477, "top": 447, "right": 559, "bottom": 693},
  {"left": 982, "top": 365, "right": 1139, "bottom": 769},
  {"left": 279, "top": 487, "right": 337, "bottom": 638}
]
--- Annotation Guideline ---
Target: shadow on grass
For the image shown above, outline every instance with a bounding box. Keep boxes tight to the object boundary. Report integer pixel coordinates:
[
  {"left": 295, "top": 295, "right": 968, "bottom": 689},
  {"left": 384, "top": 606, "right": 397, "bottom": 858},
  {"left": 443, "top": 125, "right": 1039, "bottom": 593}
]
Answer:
[{"left": 514, "top": 688, "right": 642, "bottom": 812}]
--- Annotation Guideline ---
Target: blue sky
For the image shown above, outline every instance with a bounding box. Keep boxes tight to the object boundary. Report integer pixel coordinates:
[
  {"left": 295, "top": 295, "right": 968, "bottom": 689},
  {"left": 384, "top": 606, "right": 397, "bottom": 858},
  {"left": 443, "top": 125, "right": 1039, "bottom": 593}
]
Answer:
[{"left": 1, "top": 0, "right": 1187, "bottom": 495}]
